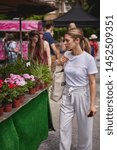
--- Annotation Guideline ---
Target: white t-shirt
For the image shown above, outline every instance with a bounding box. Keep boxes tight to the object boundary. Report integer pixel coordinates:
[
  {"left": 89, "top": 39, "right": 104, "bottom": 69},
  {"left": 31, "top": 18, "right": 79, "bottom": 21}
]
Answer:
[{"left": 64, "top": 51, "right": 98, "bottom": 87}]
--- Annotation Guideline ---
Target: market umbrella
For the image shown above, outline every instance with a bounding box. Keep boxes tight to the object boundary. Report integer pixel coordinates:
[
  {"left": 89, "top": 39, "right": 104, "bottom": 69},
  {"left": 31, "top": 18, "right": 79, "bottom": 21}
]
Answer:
[
  {"left": 0, "top": 0, "right": 57, "bottom": 54},
  {"left": 54, "top": 3, "right": 100, "bottom": 27}
]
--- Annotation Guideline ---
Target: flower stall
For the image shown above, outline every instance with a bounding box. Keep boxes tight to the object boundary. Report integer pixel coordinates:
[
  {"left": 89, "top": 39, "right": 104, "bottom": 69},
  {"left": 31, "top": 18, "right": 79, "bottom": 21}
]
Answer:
[{"left": 0, "top": 59, "right": 54, "bottom": 150}]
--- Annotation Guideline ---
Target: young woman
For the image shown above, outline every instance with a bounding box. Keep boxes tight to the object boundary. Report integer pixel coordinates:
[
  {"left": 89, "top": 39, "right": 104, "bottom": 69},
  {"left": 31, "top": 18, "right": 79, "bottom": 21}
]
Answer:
[
  {"left": 4, "top": 33, "right": 19, "bottom": 63},
  {"left": 59, "top": 28, "right": 98, "bottom": 150},
  {"left": 28, "top": 30, "right": 51, "bottom": 68}
]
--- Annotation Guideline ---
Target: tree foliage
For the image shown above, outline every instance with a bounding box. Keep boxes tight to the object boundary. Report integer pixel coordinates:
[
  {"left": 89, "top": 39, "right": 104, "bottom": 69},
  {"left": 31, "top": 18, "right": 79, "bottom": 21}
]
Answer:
[
  {"left": 0, "top": 14, "right": 12, "bottom": 20},
  {"left": 67, "top": 0, "right": 99, "bottom": 17}
]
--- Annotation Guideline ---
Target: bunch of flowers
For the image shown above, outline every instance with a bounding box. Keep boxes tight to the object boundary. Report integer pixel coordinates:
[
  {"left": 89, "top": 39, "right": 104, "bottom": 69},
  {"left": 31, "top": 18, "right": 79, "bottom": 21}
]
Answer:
[
  {"left": 6, "top": 74, "right": 30, "bottom": 97},
  {"left": 0, "top": 74, "right": 30, "bottom": 105},
  {"left": 0, "top": 79, "right": 18, "bottom": 105},
  {"left": 22, "top": 74, "right": 36, "bottom": 89}
]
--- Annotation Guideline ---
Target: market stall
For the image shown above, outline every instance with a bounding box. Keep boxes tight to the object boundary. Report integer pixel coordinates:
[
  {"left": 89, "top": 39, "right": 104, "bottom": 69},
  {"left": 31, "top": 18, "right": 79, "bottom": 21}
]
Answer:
[
  {"left": 0, "top": 20, "right": 43, "bottom": 60},
  {"left": 0, "top": 89, "right": 54, "bottom": 150}
]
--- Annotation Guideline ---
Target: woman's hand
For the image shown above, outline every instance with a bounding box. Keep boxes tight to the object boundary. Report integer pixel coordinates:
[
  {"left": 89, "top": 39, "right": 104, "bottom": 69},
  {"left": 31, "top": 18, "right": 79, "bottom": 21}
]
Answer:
[
  {"left": 60, "top": 55, "right": 69, "bottom": 64},
  {"left": 88, "top": 105, "right": 97, "bottom": 117},
  {"left": 14, "top": 47, "right": 18, "bottom": 52},
  {"left": 56, "top": 55, "right": 68, "bottom": 65}
]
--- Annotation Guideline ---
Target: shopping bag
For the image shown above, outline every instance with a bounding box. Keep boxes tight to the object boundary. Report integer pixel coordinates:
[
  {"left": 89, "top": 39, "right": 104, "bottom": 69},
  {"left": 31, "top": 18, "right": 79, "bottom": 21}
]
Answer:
[{"left": 50, "top": 65, "right": 65, "bottom": 102}]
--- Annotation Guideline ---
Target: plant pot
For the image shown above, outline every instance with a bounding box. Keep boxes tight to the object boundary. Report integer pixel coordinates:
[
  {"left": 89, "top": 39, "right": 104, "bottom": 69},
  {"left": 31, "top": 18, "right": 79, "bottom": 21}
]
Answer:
[
  {"left": 29, "top": 87, "right": 36, "bottom": 94},
  {"left": 12, "top": 99, "right": 21, "bottom": 108},
  {"left": 43, "top": 83, "right": 48, "bottom": 88},
  {"left": 39, "top": 84, "right": 44, "bottom": 90},
  {"left": 4, "top": 103, "right": 12, "bottom": 112},
  {"left": 0, "top": 106, "right": 4, "bottom": 116},
  {"left": 19, "top": 95, "right": 25, "bottom": 103},
  {"left": 35, "top": 85, "right": 40, "bottom": 92}
]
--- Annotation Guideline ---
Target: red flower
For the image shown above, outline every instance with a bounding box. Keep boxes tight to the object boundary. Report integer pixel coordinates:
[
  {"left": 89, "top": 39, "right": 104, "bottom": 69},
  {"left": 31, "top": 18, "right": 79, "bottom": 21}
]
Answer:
[
  {"left": 8, "top": 83, "right": 17, "bottom": 89},
  {"left": 0, "top": 80, "right": 3, "bottom": 88},
  {"left": 0, "top": 83, "right": 2, "bottom": 88},
  {"left": 0, "top": 79, "right": 3, "bottom": 84}
]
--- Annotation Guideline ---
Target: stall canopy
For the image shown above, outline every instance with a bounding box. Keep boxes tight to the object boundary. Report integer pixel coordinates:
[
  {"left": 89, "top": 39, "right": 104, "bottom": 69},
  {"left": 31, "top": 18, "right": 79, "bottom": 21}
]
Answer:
[
  {"left": 0, "top": 0, "right": 57, "bottom": 52},
  {"left": 0, "top": 0, "right": 57, "bottom": 16},
  {"left": 0, "top": 20, "right": 42, "bottom": 32},
  {"left": 54, "top": 3, "right": 100, "bottom": 28}
]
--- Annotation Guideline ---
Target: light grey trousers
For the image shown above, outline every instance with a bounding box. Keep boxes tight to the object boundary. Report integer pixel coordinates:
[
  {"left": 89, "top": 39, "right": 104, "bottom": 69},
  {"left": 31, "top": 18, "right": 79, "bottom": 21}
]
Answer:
[{"left": 59, "top": 85, "right": 93, "bottom": 150}]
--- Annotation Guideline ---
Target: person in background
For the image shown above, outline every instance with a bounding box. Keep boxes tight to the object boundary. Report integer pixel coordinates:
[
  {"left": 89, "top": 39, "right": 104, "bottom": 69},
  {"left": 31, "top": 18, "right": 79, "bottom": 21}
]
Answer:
[
  {"left": 89, "top": 34, "right": 99, "bottom": 58},
  {"left": 43, "top": 21, "right": 60, "bottom": 71},
  {"left": 68, "top": 22, "right": 77, "bottom": 31},
  {"left": 59, "top": 36, "right": 67, "bottom": 54},
  {"left": 2, "top": 32, "right": 9, "bottom": 43},
  {"left": 59, "top": 28, "right": 98, "bottom": 150},
  {"left": 4, "top": 33, "right": 19, "bottom": 63},
  {"left": 28, "top": 30, "right": 51, "bottom": 68}
]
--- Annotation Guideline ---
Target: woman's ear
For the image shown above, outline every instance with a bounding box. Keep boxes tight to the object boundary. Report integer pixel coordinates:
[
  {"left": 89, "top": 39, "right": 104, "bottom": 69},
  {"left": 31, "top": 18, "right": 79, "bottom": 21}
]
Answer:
[{"left": 75, "top": 38, "right": 80, "bottom": 43}]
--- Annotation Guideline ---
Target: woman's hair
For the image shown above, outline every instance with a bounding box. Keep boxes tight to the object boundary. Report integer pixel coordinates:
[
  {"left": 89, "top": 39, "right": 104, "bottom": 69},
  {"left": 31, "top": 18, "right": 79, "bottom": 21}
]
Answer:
[
  {"left": 28, "top": 30, "right": 44, "bottom": 63},
  {"left": 45, "top": 21, "right": 53, "bottom": 30},
  {"left": 66, "top": 28, "right": 91, "bottom": 53},
  {"left": 6, "top": 33, "right": 15, "bottom": 41},
  {"left": 68, "top": 22, "right": 77, "bottom": 31}
]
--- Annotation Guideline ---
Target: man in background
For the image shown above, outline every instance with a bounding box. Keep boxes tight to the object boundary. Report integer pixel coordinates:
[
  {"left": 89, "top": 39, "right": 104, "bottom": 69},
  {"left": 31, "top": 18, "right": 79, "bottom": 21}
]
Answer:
[{"left": 44, "top": 21, "right": 60, "bottom": 71}]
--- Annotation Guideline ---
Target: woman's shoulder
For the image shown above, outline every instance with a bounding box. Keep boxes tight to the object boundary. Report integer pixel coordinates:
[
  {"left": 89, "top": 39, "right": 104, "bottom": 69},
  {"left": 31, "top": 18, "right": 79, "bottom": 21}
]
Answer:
[
  {"left": 44, "top": 40, "right": 49, "bottom": 46},
  {"left": 44, "top": 40, "right": 50, "bottom": 51},
  {"left": 9, "top": 41, "right": 17, "bottom": 47},
  {"left": 84, "top": 51, "right": 94, "bottom": 61}
]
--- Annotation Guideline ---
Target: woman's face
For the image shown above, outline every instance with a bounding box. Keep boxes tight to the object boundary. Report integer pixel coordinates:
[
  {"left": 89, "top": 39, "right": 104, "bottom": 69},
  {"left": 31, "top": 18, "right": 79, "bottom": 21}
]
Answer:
[
  {"left": 64, "top": 34, "right": 76, "bottom": 50},
  {"left": 30, "top": 35, "right": 39, "bottom": 47},
  {"left": 39, "top": 33, "right": 43, "bottom": 39},
  {"left": 31, "top": 35, "right": 38, "bottom": 43}
]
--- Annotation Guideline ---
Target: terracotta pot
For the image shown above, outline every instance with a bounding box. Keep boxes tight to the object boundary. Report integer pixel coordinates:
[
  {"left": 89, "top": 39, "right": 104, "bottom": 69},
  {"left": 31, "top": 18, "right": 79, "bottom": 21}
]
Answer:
[
  {"left": 12, "top": 99, "right": 21, "bottom": 108},
  {"left": 19, "top": 95, "right": 25, "bottom": 103},
  {"left": 35, "top": 85, "right": 40, "bottom": 92},
  {"left": 0, "top": 106, "right": 4, "bottom": 116},
  {"left": 29, "top": 87, "right": 36, "bottom": 94},
  {"left": 43, "top": 83, "right": 48, "bottom": 88},
  {"left": 39, "top": 84, "right": 44, "bottom": 90},
  {"left": 4, "top": 103, "right": 12, "bottom": 112}
]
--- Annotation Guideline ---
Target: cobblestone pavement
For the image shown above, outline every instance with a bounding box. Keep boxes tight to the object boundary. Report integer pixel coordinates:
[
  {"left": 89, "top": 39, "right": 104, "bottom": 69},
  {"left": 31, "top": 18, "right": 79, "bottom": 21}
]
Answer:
[{"left": 38, "top": 62, "right": 100, "bottom": 150}]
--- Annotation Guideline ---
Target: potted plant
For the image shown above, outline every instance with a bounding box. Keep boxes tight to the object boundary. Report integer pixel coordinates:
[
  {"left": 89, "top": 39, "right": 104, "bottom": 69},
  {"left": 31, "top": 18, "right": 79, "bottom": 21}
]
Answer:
[
  {"left": 29, "top": 62, "right": 52, "bottom": 89},
  {"left": 23, "top": 74, "right": 36, "bottom": 94},
  {"left": 2, "top": 82, "right": 18, "bottom": 111},
  {"left": 4, "top": 73, "right": 29, "bottom": 107},
  {"left": 41, "top": 65, "right": 52, "bottom": 88},
  {"left": 16, "top": 85, "right": 29, "bottom": 103}
]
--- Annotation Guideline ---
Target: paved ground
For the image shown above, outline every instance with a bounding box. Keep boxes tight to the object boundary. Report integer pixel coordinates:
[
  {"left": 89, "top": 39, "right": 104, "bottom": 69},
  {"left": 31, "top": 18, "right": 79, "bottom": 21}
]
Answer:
[{"left": 38, "top": 60, "right": 100, "bottom": 150}]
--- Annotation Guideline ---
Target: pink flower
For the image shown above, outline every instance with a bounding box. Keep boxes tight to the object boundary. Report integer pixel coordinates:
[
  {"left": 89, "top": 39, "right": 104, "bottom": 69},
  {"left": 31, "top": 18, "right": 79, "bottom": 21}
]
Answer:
[{"left": 23, "top": 74, "right": 35, "bottom": 81}]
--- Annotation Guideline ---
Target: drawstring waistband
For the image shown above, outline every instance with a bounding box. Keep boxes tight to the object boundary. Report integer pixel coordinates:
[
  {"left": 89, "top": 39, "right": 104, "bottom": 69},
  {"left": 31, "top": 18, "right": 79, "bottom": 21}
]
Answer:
[{"left": 65, "top": 84, "right": 89, "bottom": 104}]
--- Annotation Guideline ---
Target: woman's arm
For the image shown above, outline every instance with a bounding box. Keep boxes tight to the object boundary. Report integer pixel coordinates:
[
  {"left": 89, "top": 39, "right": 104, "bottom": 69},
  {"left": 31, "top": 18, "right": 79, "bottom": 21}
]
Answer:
[
  {"left": 88, "top": 74, "right": 97, "bottom": 116},
  {"left": 44, "top": 41, "right": 51, "bottom": 68}
]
